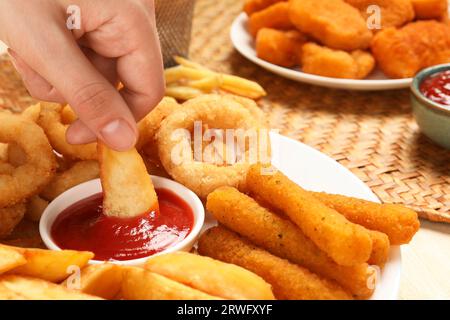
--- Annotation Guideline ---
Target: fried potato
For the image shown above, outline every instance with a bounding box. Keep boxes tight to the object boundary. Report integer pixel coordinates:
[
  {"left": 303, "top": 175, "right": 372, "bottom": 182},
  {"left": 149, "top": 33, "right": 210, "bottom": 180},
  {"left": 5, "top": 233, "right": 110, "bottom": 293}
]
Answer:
[
  {"left": 248, "top": 2, "right": 293, "bottom": 37},
  {"left": 368, "top": 231, "right": 390, "bottom": 267},
  {"left": 2, "top": 245, "right": 93, "bottom": 282},
  {"left": 256, "top": 28, "right": 307, "bottom": 67},
  {"left": 244, "top": 0, "right": 286, "bottom": 15},
  {"left": 25, "top": 196, "right": 48, "bottom": 222},
  {"left": 0, "top": 246, "right": 26, "bottom": 274},
  {"left": 411, "top": 0, "right": 448, "bottom": 19},
  {"left": 21, "top": 103, "right": 41, "bottom": 123},
  {"left": 41, "top": 160, "right": 100, "bottom": 201},
  {"left": 199, "top": 226, "right": 353, "bottom": 300},
  {"left": 289, "top": 0, "right": 373, "bottom": 51},
  {"left": 0, "top": 275, "right": 101, "bottom": 300},
  {"left": 371, "top": 21, "right": 450, "bottom": 78},
  {"left": 310, "top": 192, "right": 420, "bottom": 245},
  {"left": 98, "top": 143, "right": 158, "bottom": 218},
  {"left": 301, "top": 43, "right": 375, "bottom": 79},
  {"left": 61, "top": 263, "right": 123, "bottom": 300},
  {"left": 145, "top": 252, "right": 275, "bottom": 300},
  {"left": 206, "top": 187, "right": 374, "bottom": 297},
  {"left": 345, "top": 0, "right": 415, "bottom": 29},
  {"left": 121, "top": 267, "right": 222, "bottom": 300},
  {"left": 246, "top": 165, "right": 373, "bottom": 267}
]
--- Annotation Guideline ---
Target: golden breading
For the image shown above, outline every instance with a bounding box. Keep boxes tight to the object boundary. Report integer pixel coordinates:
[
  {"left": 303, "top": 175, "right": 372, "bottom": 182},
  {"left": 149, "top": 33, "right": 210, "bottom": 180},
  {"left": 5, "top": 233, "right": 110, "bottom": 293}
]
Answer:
[
  {"left": 411, "top": 0, "right": 448, "bottom": 19},
  {"left": 246, "top": 165, "right": 373, "bottom": 267},
  {"left": 310, "top": 191, "right": 420, "bottom": 245},
  {"left": 371, "top": 21, "right": 450, "bottom": 78},
  {"left": 345, "top": 0, "right": 415, "bottom": 29},
  {"left": 244, "top": 0, "right": 286, "bottom": 15},
  {"left": 248, "top": 2, "right": 293, "bottom": 37},
  {"left": 288, "top": 0, "right": 373, "bottom": 51},
  {"left": 367, "top": 231, "right": 390, "bottom": 267},
  {"left": 256, "top": 28, "right": 307, "bottom": 67},
  {"left": 206, "top": 186, "right": 374, "bottom": 298},
  {"left": 301, "top": 43, "right": 375, "bottom": 79},
  {"left": 198, "top": 226, "right": 353, "bottom": 300}
]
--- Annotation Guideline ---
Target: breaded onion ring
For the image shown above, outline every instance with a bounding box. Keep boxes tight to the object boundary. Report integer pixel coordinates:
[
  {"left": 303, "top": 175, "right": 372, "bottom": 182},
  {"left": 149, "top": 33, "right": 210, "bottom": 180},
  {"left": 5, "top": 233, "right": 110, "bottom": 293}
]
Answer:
[
  {"left": 41, "top": 160, "right": 99, "bottom": 201},
  {"left": 37, "top": 102, "right": 97, "bottom": 160},
  {"left": 157, "top": 94, "right": 268, "bottom": 198},
  {"left": 0, "top": 203, "right": 26, "bottom": 239},
  {"left": 25, "top": 196, "right": 49, "bottom": 222},
  {"left": 0, "top": 113, "right": 56, "bottom": 207}
]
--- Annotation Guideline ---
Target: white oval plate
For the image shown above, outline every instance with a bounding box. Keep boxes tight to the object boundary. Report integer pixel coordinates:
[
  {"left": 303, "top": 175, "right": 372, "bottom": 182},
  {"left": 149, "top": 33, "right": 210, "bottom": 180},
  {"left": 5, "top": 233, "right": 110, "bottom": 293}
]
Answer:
[
  {"left": 230, "top": 13, "right": 411, "bottom": 91},
  {"left": 203, "top": 132, "right": 401, "bottom": 300}
]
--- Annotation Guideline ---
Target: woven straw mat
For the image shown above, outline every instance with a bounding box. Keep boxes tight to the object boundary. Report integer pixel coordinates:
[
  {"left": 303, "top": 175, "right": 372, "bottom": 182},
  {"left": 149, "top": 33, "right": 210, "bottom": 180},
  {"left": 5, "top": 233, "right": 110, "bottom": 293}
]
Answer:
[{"left": 0, "top": 0, "right": 449, "bottom": 223}]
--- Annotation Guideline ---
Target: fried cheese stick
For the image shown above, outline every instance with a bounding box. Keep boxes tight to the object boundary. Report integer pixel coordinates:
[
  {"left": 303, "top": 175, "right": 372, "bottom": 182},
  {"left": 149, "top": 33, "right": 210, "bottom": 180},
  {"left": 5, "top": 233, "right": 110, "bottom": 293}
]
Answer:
[
  {"left": 246, "top": 164, "right": 373, "bottom": 266},
  {"left": 198, "top": 226, "right": 353, "bottom": 300},
  {"left": 206, "top": 187, "right": 374, "bottom": 298}
]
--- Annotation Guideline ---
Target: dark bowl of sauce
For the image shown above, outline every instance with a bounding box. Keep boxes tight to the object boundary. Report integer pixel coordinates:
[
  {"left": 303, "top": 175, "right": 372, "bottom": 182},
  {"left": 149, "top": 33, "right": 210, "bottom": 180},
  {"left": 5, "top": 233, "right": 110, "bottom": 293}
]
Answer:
[
  {"left": 411, "top": 63, "right": 450, "bottom": 150},
  {"left": 39, "top": 176, "right": 205, "bottom": 265}
]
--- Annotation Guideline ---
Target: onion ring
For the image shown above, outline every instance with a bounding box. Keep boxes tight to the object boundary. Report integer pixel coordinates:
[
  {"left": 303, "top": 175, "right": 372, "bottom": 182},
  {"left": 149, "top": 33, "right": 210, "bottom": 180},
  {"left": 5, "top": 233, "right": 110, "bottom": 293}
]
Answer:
[
  {"left": 41, "top": 160, "right": 99, "bottom": 201},
  {"left": 0, "top": 203, "right": 26, "bottom": 239},
  {"left": 157, "top": 94, "right": 270, "bottom": 198},
  {"left": 25, "top": 196, "right": 49, "bottom": 222},
  {"left": 37, "top": 102, "right": 97, "bottom": 161},
  {"left": 0, "top": 113, "right": 56, "bottom": 207}
]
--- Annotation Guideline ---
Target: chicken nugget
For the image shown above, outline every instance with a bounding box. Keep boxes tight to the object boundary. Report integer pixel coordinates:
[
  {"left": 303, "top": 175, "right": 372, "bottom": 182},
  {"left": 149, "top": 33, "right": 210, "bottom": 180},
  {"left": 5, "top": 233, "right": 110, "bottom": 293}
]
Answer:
[
  {"left": 248, "top": 2, "right": 293, "bottom": 37},
  {"left": 310, "top": 191, "right": 420, "bottom": 245},
  {"left": 244, "top": 0, "right": 286, "bottom": 16},
  {"left": 246, "top": 165, "right": 373, "bottom": 267},
  {"left": 289, "top": 0, "right": 373, "bottom": 51},
  {"left": 256, "top": 28, "right": 307, "bottom": 67},
  {"left": 206, "top": 186, "right": 374, "bottom": 297},
  {"left": 371, "top": 21, "right": 450, "bottom": 78},
  {"left": 345, "top": 0, "right": 415, "bottom": 29},
  {"left": 301, "top": 43, "right": 375, "bottom": 79},
  {"left": 411, "top": 0, "right": 448, "bottom": 19},
  {"left": 199, "top": 226, "right": 353, "bottom": 300}
]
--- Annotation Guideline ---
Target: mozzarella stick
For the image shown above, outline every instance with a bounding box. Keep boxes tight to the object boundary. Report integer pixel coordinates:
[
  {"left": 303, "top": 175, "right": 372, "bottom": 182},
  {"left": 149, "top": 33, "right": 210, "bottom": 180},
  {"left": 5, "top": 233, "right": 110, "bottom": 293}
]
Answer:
[
  {"left": 309, "top": 192, "right": 420, "bottom": 245},
  {"left": 244, "top": 0, "right": 286, "bottom": 15},
  {"left": 206, "top": 187, "right": 374, "bottom": 298},
  {"left": 199, "top": 226, "right": 353, "bottom": 300},
  {"left": 368, "top": 231, "right": 390, "bottom": 267},
  {"left": 248, "top": 2, "right": 294, "bottom": 36},
  {"left": 246, "top": 165, "right": 373, "bottom": 266}
]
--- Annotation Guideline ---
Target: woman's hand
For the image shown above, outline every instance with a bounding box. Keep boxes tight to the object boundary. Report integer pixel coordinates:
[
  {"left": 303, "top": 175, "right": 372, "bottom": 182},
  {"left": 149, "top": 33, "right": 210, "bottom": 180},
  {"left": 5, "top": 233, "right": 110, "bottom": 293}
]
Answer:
[{"left": 0, "top": 0, "right": 164, "bottom": 151}]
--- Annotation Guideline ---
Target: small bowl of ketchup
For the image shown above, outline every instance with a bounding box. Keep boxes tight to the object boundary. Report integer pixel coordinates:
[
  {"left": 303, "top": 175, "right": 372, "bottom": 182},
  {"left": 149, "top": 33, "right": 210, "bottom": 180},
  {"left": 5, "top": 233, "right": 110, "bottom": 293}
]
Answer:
[
  {"left": 39, "top": 176, "right": 204, "bottom": 266},
  {"left": 411, "top": 63, "right": 450, "bottom": 150}
]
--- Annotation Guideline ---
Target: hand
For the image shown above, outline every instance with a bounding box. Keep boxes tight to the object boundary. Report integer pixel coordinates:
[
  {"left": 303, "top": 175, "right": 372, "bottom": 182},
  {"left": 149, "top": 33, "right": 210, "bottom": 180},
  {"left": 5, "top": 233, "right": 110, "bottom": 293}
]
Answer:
[{"left": 0, "top": 0, "right": 165, "bottom": 151}]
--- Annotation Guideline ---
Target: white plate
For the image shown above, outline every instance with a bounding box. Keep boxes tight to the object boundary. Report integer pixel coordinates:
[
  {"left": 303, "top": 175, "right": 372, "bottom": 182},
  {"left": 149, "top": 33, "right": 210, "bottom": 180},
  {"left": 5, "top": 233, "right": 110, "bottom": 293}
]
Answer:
[
  {"left": 230, "top": 13, "right": 411, "bottom": 91},
  {"left": 203, "top": 132, "right": 401, "bottom": 300}
]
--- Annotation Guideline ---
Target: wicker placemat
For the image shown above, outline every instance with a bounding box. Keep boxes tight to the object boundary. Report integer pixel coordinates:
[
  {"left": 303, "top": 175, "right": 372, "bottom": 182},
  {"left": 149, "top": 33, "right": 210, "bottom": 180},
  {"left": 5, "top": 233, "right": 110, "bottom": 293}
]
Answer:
[{"left": 0, "top": 0, "right": 449, "bottom": 223}]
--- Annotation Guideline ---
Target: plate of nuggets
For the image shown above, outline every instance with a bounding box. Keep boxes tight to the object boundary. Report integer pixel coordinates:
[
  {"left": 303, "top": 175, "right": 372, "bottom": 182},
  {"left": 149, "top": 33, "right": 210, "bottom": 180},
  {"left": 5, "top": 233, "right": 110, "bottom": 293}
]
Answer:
[
  {"left": 0, "top": 62, "right": 420, "bottom": 299},
  {"left": 232, "top": 0, "right": 450, "bottom": 90}
]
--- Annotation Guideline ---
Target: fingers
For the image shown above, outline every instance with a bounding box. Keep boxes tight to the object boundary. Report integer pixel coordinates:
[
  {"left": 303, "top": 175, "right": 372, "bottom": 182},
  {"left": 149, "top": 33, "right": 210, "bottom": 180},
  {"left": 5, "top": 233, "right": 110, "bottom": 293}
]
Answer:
[
  {"left": 8, "top": 49, "right": 65, "bottom": 103},
  {"left": 66, "top": 120, "right": 97, "bottom": 145}
]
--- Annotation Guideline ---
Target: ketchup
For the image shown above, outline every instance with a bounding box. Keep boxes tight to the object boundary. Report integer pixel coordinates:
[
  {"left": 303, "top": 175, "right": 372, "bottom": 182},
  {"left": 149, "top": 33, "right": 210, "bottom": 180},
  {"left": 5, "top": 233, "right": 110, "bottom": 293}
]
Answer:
[
  {"left": 420, "top": 70, "right": 450, "bottom": 107},
  {"left": 51, "top": 188, "right": 194, "bottom": 261}
]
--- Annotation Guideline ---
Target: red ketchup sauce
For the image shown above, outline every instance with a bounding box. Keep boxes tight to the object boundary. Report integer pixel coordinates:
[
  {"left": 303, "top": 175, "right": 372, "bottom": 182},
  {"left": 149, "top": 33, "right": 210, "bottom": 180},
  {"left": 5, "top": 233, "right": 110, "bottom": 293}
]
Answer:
[
  {"left": 51, "top": 188, "right": 194, "bottom": 261},
  {"left": 420, "top": 70, "right": 450, "bottom": 107}
]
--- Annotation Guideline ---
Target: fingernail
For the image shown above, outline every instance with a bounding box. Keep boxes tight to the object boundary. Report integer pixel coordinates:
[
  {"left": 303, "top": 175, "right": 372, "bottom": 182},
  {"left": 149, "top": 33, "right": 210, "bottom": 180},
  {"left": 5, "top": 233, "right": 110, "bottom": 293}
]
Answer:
[{"left": 100, "top": 119, "right": 137, "bottom": 151}]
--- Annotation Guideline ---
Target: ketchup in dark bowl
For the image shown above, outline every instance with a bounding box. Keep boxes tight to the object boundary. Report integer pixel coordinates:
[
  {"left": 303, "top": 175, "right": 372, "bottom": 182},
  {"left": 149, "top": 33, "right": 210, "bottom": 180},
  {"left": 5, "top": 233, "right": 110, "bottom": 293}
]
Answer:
[
  {"left": 51, "top": 188, "right": 194, "bottom": 261},
  {"left": 420, "top": 70, "right": 450, "bottom": 107}
]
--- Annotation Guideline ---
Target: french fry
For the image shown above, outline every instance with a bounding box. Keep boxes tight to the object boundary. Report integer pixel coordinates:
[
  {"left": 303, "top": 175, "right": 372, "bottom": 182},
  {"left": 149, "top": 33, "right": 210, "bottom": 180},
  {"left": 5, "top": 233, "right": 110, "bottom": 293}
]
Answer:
[
  {"left": 98, "top": 143, "right": 158, "bottom": 218},
  {"left": 121, "top": 267, "right": 222, "bottom": 300},
  {"left": 246, "top": 164, "right": 373, "bottom": 267},
  {"left": 0, "top": 246, "right": 26, "bottom": 274},
  {"left": 165, "top": 86, "right": 204, "bottom": 101},
  {"left": 61, "top": 263, "right": 123, "bottom": 300},
  {"left": 174, "top": 56, "right": 209, "bottom": 70},
  {"left": 0, "top": 275, "right": 101, "bottom": 300},
  {"left": 2, "top": 244, "right": 93, "bottom": 282},
  {"left": 145, "top": 252, "right": 275, "bottom": 300}
]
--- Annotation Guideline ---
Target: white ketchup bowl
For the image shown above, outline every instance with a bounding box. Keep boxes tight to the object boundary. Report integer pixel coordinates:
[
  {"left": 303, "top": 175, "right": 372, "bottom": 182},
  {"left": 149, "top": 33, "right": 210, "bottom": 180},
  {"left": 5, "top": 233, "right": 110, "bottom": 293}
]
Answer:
[{"left": 39, "top": 175, "right": 205, "bottom": 266}]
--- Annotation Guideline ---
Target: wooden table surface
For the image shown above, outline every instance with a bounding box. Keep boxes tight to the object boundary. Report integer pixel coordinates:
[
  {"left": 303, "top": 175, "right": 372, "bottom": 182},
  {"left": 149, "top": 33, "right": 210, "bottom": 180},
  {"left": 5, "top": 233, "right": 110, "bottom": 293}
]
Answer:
[{"left": 1, "top": 23, "right": 449, "bottom": 300}]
